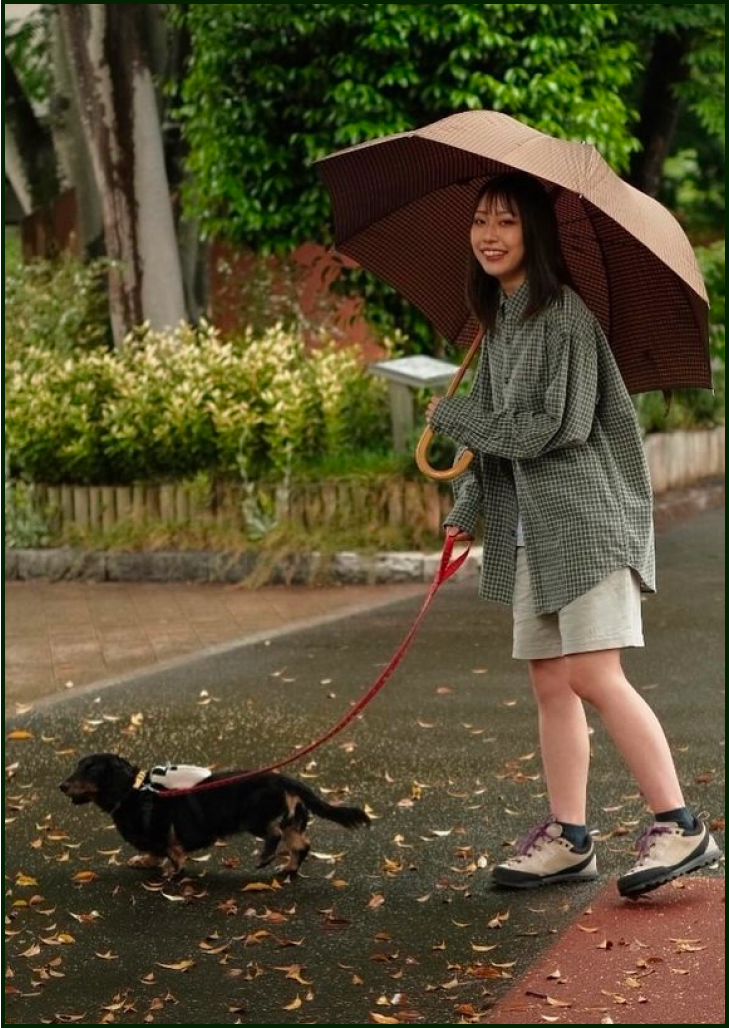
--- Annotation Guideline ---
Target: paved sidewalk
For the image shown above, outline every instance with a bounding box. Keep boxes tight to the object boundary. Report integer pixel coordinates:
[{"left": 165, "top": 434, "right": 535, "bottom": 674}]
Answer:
[{"left": 4, "top": 579, "right": 427, "bottom": 712}]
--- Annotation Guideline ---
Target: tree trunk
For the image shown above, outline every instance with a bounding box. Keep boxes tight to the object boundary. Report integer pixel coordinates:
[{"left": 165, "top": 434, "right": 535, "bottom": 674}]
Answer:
[
  {"left": 58, "top": 5, "right": 186, "bottom": 346},
  {"left": 628, "top": 30, "right": 691, "bottom": 197},
  {"left": 49, "top": 7, "right": 104, "bottom": 255},
  {"left": 4, "top": 55, "right": 59, "bottom": 214}
]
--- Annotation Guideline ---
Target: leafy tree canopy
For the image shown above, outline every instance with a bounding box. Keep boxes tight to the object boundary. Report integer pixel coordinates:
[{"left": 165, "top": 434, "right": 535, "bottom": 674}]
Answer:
[{"left": 173, "top": 4, "right": 640, "bottom": 251}]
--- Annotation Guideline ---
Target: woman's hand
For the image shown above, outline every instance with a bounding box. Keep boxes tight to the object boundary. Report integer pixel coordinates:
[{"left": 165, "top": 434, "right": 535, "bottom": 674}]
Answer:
[
  {"left": 445, "top": 526, "right": 473, "bottom": 543},
  {"left": 425, "top": 396, "right": 442, "bottom": 423}
]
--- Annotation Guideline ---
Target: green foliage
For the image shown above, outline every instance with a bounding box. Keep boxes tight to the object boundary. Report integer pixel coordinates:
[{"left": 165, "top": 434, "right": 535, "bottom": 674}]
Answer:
[
  {"left": 4, "top": 458, "right": 53, "bottom": 549},
  {"left": 662, "top": 148, "right": 725, "bottom": 242},
  {"left": 620, "top": 5, "right": 725, "bottom": 145},
  {"left": 4, "top": 321, "right": 393, "bottom": 486},
  {"left": 4, "top": 247, "right": 112, "bottom": 359},
  {"left": 633, "top": 374, "right": 724, "bottom": 434},
  {"left": 696, "top": 238, "right": 726, "bottom": 367},
  {"left": 4, "top": 6, "right": 52, "bottom": 104},
  {"left": 173, "top": 4, "right": 640, "bottom": 251}
]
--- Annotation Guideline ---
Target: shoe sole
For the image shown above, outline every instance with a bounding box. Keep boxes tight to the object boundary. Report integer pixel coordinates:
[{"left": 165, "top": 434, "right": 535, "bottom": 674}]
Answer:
[
  {"left": 492, "top": 873, "right": 598, "bottom": 890},
  {"left": 492, "top": 868, "right": 598, "bottom": 890},
  {"left": 618, "top": 844, "right": 722, "bottom": 899}
]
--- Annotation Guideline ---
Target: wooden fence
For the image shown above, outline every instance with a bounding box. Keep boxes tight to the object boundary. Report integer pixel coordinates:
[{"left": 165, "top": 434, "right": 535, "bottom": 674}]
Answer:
[
  {"left": 29, "top": 478, "right": 455, "bottom": 537},
  {"left": 20, "top": 427, "right": 726, "bottom": 539}
]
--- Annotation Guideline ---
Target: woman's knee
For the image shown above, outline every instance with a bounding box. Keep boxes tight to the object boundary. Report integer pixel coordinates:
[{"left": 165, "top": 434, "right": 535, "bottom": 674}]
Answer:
[
  {"left": 528, "top": 657, "right": 570, "bottom": 700},
  {"left": 567, "top": 649, "right": 626, "bottom": 703}
]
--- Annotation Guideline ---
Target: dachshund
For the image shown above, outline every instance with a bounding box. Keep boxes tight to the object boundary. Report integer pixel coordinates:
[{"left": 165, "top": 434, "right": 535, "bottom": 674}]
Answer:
[{"left": 60, "top": 752, "right": 370, "bottom": 877}]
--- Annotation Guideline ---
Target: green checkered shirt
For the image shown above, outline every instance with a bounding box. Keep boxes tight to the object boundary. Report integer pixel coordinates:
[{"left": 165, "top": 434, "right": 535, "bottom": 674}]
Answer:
[{"left": 431, "top": 282, "right": 656, "bottom": 615}]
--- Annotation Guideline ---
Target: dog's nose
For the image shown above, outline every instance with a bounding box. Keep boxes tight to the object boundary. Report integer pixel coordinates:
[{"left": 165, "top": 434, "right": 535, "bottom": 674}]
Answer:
[{"left": 59, "top": 781, "right": 69, "bottom": 793}]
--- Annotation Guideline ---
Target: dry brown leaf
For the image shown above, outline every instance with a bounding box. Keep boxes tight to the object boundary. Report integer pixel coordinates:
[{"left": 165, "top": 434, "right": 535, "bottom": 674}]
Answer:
[
  {"left": 283, "top": 994, "right": 302, "bottom": 1010},
  {"left": 155, "top": 959, "right": 195, "bottom": 971},
  {"left": 273, "top": 964, "right": 311, "bottom": 985},
  {"left": 71, "top": 870, "right": 99, "bottom": 884},
  {"left": 6, "top": 729, "right": 34, "bottom": 740},
  {"left": 368, "top": 893, "right": 385, "bottom": 910},
  {"left": 546, "top": 995, "right": 572, "bottom": 1007},
  {"left": 94, "top": 951, "right": 119, "bottom": 960}
]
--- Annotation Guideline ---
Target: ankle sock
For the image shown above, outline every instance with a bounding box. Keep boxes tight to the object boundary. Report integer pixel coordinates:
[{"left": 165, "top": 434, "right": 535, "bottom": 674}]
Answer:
[
  {"left": 556, "top": 821, "right": 590, "bottom": 850},
  {"left": 655, "top": 807, "right": 698, "bottom": 832}
]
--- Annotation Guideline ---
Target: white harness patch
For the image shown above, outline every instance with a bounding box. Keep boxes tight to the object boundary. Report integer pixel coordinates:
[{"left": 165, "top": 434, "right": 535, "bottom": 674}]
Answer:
[{"left": 147, "top": 763, "right": 212, "bottom": 791}]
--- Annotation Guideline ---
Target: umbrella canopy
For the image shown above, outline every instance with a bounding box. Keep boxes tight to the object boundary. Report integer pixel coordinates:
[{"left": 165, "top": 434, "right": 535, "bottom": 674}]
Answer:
[{"left": 315, "top": 110, "right": 711, "bottom": 394}]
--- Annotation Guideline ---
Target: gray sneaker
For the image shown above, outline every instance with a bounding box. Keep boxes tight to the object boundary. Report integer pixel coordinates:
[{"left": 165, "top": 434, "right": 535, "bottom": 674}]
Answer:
[
  {"left": 492, "top": 818, "right": 597, "bottom": 889},
  {"left": 617, "top": 820, "right": 722, "bottom": 899}
]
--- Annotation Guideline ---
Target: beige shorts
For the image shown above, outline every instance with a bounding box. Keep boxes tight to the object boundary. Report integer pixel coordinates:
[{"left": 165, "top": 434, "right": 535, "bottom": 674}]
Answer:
[{"left": 512, "top": 549, "right": 644, "bottom": 660}]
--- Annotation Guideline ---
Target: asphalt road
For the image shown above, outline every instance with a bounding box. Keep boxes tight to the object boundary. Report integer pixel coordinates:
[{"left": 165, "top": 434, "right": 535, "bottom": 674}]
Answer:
[{"left": 5, "top": 508, "right": 725, "bottom": 1025}]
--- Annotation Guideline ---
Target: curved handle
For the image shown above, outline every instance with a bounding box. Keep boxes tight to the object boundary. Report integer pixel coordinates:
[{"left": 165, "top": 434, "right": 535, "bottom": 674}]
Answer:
[
  {"left": 415, "top": 330, "right": 484, "bottom": 482},
  {"left": 416, "top": 428, "right": 474, "bottom": 480}
]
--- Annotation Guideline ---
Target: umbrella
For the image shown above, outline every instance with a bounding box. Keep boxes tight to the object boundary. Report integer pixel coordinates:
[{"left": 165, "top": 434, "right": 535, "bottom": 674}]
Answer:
[{"left": 315, "top": 110, "right": 711, "bottom": 398}]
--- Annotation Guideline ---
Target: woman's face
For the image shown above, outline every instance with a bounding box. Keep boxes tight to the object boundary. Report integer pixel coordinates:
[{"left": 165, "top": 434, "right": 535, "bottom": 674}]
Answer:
[{"left": 470, "top": 194, "right": 526, "bottom": 295}]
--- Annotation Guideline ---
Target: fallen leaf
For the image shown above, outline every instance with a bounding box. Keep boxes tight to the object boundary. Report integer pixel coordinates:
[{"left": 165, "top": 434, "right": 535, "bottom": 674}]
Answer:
[
  {"left": 71, "top": 870, "right": 99, "bottom": 884},
  {"left": 283, "top": 995, "right": 302, "bottom": 1010},
  {"left": 155, "top": 959, "right": 195, "bottom": 971},
  {"left": 6, "top": 729, "right": 34, "bottom": 740}
]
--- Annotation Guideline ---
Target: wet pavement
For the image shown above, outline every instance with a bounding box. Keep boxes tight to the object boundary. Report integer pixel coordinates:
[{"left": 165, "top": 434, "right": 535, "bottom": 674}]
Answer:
[{"left": 4, "top": 507, "right": 725, "bottom": 1024}]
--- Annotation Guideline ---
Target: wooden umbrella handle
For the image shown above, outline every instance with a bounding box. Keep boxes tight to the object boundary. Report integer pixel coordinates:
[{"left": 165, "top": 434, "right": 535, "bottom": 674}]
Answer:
[{"left": 415, "top": 331, "right": 483, "bottom": 482}]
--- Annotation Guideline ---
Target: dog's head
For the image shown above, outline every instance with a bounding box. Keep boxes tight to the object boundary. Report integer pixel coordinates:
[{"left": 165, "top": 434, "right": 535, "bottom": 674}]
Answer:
[{"left": 59, "top": 753, "right": 139, "bottom": 809}]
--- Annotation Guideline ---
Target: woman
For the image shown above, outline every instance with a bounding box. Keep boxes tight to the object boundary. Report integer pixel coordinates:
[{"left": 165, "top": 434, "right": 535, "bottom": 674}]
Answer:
[{"left": 426, "top": 171, "right": 721, "bottom": 898}]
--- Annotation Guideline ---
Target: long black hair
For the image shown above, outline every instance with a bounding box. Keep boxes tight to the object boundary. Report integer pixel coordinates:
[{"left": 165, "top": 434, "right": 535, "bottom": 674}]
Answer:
[{"left": 466, "top": 172, "right": 573, "bottom": 335}]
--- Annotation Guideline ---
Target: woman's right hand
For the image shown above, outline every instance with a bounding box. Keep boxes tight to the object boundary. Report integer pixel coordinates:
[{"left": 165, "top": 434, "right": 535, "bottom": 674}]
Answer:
[{"left": 445, "top": 526, "right": 473, "bottom": 543}]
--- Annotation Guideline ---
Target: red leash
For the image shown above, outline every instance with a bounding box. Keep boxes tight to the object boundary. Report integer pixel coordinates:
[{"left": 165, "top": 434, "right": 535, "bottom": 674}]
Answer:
[{"left": 156, "top": 535, "right": 470, "bottom": 796}]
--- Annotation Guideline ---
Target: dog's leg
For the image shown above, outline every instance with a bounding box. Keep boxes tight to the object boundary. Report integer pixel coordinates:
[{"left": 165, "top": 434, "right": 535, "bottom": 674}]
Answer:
[
  {"left": 165, "top": 835, "right": 188, "bottom": 877},
  {"left": 257, "top": 825, "right": 283, "bottom": 868},
  {"left": 280, "top": 801, "right": 311, "bottom": 875}
]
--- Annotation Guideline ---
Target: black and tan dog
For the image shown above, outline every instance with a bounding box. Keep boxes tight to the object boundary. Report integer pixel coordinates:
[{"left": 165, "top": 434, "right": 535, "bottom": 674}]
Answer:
[{"left": 60, "top": 753, "right": 370, "bottom": 877}]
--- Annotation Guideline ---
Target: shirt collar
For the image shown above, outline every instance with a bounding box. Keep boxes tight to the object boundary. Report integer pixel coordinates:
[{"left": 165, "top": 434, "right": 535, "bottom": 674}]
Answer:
[{"left": 500, "top": 279, "right": 530, "bottom": 320}]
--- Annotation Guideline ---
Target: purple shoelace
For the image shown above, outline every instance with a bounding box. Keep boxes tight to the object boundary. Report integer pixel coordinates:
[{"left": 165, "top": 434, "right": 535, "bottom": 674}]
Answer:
[
  {"left": 635, "top": 823, "right": 672, "bottom": 859},
  {"left": 516, "top": 818, "right": 555, "bottom": 856}
]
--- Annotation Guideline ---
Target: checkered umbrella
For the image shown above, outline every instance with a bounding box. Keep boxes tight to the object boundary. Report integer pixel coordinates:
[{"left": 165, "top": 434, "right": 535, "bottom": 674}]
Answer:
[{"left": 316, "top": 110, "right": 711, "bottom": 395}]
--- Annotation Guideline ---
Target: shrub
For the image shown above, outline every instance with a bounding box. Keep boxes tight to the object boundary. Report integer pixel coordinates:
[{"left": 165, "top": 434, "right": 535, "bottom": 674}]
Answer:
[
  {"left": 4, "top": 247, "right": 112, "bottom": 359},
  {"left": 4, "top": 320, "right": 392, "bottom": 485}
]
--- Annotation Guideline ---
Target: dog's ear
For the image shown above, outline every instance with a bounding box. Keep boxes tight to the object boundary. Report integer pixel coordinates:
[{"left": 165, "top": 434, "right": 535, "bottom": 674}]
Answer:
[
  {"left": 106, "top": 755, "right": 138, "bottom": 791},
  {"left": 87, "top": 754, "right": 138, "bottom": 793}
]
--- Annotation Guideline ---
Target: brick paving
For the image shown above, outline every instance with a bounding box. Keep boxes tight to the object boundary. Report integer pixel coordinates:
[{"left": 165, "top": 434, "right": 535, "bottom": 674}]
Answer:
[{"left": 3, "top": 579, "right": 427, "bottom": 712}]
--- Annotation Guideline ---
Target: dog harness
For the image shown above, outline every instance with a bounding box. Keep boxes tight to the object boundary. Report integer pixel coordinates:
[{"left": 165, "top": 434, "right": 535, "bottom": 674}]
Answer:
[{"left": 133, "top": 764, "right": 212, "bottom": 792}]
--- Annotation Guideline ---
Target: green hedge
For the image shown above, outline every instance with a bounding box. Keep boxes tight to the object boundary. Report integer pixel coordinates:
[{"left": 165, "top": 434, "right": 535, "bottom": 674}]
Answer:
[{"left": 4, "top": 321, "right": 392, "bottom": 485}]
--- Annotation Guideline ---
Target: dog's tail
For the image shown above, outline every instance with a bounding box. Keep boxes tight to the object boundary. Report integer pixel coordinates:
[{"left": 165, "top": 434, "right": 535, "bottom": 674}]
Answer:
[{"left": 285, "top": 779, "right": 370, "bottom": 829}]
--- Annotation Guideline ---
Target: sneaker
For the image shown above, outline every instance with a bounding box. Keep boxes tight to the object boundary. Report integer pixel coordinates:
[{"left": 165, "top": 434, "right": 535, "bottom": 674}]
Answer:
[
  {"left": 617, "top": 820, "right": 722, "bottom": 899},
  {"left": 491, "top": 818, "right": 597, "bottom": 889}
]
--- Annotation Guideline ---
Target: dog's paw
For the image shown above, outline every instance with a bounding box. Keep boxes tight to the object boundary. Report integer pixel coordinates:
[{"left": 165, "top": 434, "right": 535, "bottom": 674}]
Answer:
[{"left": 127, "top": 853, "right": 163, "bottom": 870}]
